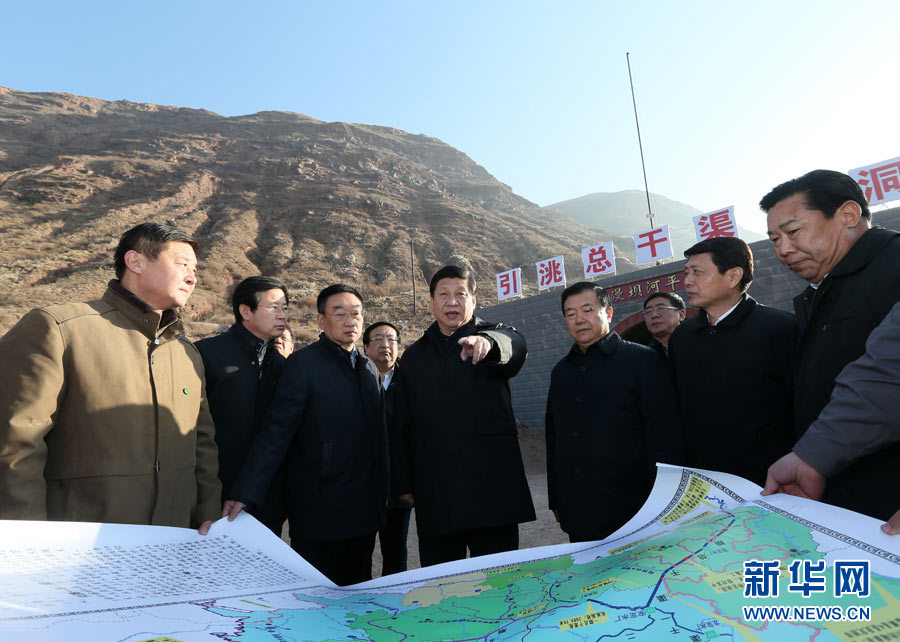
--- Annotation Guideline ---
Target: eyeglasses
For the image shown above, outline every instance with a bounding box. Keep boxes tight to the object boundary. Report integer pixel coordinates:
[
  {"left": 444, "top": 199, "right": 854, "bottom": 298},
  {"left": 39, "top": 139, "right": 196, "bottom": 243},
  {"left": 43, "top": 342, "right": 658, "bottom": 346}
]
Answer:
[
  {"left": 262, "top": 304, "right": 290, "bottom": 314},
  {"left": 641, "top": 305, "right": 681, "bottom": 317},
  {"left": 328, "top": 308, "right": 363, "bottom": 322},
  {"left": 369, "top": 334, "right": 398, "bottom": 345}
]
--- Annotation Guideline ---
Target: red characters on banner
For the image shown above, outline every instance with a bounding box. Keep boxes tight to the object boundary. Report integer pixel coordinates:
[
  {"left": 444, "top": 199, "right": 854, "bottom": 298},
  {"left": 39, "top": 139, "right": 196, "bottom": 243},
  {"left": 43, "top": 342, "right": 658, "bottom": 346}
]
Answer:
[
  {"left": 852, "top": 157, "right": 900, "bottom": 205},
  {"left": 582, "top": 242, "right": 616, "bottom": 278},
  {"left": 633, "top": 225, "right": 674, "bottom": 265},
  {"left": 495, "top": 268, "right": 522, "bottom": 301},
  {"left": 536, "top": 256, "right": 566, "bottom": 291},
  {"left": 637, "top": 229, "right": 667, "bottom": 256},
  {"left": 694, "top": 207, "right": 737, "bottom": 241}
]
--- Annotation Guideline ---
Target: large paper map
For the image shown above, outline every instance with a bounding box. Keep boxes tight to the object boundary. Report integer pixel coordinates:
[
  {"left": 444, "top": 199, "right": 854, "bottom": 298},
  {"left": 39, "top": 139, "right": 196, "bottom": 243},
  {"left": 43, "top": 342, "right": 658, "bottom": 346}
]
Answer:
[{"left": 1, "top": 465, "right": 898, "bottom": 641}]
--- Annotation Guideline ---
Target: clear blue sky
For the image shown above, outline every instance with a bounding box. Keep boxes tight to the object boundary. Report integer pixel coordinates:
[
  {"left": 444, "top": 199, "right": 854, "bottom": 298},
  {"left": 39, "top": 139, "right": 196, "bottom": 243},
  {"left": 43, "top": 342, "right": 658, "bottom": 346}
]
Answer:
[{"left": 3, "top": 1, "right": 898, "bottom": 233}]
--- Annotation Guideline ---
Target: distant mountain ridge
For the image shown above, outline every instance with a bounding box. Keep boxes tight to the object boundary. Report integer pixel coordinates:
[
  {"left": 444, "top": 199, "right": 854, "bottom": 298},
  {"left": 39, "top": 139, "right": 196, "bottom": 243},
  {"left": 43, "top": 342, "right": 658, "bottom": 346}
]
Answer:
[{"left": 544, "top": 190, "right": 764, "bottom": 257}]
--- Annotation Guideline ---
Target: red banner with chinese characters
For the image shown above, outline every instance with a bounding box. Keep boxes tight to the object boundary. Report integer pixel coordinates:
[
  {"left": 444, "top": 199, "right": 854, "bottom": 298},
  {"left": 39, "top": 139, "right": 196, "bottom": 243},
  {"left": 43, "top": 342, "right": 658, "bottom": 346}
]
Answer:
[{"left": 603, "top": 270, "right": 685, "bottom": 304}]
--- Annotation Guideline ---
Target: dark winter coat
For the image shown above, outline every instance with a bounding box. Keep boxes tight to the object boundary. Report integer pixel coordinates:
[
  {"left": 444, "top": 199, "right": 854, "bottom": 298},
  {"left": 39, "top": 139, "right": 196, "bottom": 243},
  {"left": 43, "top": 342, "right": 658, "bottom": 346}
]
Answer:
[
  {"left": 546, "top": 332, "right": 684, "bottom": 541},
  {"left": 195, "top": 323, "right": 286, "bottom": 527},
  {"left": 393, "top": 317, "right": 536, "bottom": 537},
  {"left": 668, "top": 294, "right": 799, "bottom": 486},
  {"left": 792, "top": 226, "right": 900, "bottom": 520},
  {"left": 794, "top": 299, "right": 900, "bottom": 478},
  {"left": 229, "top": 335, "right": 388, "bottom": 541}
]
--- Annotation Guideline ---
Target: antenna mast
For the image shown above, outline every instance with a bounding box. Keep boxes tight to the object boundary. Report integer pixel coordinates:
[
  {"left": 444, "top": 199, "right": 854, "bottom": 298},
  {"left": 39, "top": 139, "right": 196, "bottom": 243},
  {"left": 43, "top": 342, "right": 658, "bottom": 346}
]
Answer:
[{"left": 626, "top": 52, "right": 654, "bottom": 228}]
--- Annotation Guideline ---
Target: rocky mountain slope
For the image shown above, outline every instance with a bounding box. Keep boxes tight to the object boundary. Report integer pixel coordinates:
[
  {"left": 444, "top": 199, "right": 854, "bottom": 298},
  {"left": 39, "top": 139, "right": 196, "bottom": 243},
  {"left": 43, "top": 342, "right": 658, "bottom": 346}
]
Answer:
[{"left": 0, "top": 87, "right": 615, "bottom": 341}]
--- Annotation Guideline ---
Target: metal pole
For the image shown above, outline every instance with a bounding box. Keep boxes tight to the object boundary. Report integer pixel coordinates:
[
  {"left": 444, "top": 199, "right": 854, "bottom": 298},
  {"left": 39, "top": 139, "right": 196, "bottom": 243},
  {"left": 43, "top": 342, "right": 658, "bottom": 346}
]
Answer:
[
  {"left": 627, "top": 52, "right": 654, "bottom": 229},
  {"left": 410, "top": 232, "right": 416, "bottom": 316}
]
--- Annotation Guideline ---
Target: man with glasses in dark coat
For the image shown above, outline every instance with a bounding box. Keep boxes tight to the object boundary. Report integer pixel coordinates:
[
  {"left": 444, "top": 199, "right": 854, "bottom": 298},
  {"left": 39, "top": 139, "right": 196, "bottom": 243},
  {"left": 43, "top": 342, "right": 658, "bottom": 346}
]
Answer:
[
  {"left": 223, "top": 284, "right": 388, "bottom": 586},
  {"left": 641, "top": 292, "right": 686, "bottom": 358},
  {"left": 196, "top": 276, "right": 289, "bottom": 536},
  {"left": 363, "top": 321, "right": 412, "bottom": 575}
]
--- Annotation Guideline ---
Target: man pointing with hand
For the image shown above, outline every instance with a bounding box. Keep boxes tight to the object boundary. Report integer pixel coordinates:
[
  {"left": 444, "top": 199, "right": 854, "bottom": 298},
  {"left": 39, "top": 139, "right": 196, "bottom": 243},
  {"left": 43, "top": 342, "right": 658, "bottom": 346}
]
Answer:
[
  {"left": 457, "top": 333, "right": 492, "bottom": 363},
  {"left": 392, "top": 265, "right": 535, "bottom": 567}
]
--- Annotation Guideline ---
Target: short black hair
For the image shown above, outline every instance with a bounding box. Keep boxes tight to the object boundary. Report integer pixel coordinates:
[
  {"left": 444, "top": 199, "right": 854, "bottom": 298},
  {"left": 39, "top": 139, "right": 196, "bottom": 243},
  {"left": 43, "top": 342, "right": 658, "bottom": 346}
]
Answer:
[
  {"left": 114, "top": 222, "right": 198, "bottom": 279},
  {"left": 759, "top": 169, "right": 870, "bottom": 221},
  {"left": 643, "top": 291, "right": 686, "bottom": 310},
  {"left": 684, "top": 237, "right": 754, "bottom": 293},
  {"left": 560, "top": 281, "right": 610, "bottom": 315},
  {"left": 363, "top": 321, "right": 400, "bottom": 345},
  {"left": 231, "top": 276, "right": 289, "bottom": 324},
  {"left": 429, "top": 265, "right": 476, "bottom": 296},
  {"left": 316, "top": 283, "right": 363, "bottom": 313}
]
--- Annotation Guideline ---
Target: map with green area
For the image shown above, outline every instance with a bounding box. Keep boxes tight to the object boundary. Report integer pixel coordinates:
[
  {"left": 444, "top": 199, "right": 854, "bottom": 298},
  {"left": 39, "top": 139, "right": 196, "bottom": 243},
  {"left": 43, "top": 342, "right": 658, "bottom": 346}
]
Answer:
[{"left": 3, "top": 466, "right": 899, "bottom": 641}]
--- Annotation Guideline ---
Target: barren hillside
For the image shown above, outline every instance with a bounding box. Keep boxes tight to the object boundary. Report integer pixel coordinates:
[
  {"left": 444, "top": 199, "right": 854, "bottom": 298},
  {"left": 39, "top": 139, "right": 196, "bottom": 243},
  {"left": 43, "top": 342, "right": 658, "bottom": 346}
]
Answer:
[{"left": 0, "top": 87, "right": 628, "bottom": 342}]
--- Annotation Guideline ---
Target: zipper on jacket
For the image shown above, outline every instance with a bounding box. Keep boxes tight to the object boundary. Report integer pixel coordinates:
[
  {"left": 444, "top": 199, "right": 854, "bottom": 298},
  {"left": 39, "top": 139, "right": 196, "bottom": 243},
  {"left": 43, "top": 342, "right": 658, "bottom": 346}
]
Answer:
[{"left": 148, "top": 341, "right": 161, "bottom": 523}]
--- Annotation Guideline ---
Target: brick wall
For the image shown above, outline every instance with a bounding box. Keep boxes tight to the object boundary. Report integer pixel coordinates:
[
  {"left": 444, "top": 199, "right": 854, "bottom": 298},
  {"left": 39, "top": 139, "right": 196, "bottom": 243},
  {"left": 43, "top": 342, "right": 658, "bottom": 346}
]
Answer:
[{"left": 480, "top": 207, "right": 900, "bottom": 432}]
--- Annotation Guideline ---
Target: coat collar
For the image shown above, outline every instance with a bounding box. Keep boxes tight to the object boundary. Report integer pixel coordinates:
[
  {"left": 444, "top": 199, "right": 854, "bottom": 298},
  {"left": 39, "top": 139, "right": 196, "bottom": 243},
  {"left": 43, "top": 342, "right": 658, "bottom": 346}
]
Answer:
[
  {"left": 691, "top": 293, "right": 757, "bottom": 331},
  {"left": 796, "top": 227, "right": 899, "bottom": 326},
  {"left": 104, "top": 280, "right": 182, "bottom": 342},
  {"left": 567, "top": 330, "right": 622, "bottom": 359},
  {"left": 384, "top": 363, "right": 399, "bottom": 391},
  {"left": 316, "top": 333, "right": 367, "bottom": 369},
  {"left": 424, "top": 316, "right": 486, "bottom": 346},
  {"left": 227, "top": 322, "right": 268, "bottom": 355},
  {"left": 826, "top": 226, "right": 899, "bottom": 280}
]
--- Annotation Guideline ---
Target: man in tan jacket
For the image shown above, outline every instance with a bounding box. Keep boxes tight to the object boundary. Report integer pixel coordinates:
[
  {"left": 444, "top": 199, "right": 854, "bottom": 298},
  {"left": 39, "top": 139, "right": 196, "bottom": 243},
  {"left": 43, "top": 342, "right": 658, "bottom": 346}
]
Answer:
[{"left": 0, "top": 223, "right": 221, "bottom": 533}]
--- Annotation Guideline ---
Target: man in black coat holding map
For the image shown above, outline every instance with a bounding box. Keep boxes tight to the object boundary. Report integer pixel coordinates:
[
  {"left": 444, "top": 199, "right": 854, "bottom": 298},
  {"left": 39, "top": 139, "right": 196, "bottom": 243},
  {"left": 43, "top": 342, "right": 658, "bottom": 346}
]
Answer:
[
  {"left": 761, "top": 169, "right": 900, "bottom": 520},
  {"left": 223, "top": 284, "right": 388, "bottom": 586},
  {"left": 668, "top": 237, "right": 798, "bottom": 487},
  {"left": 195, "top": 276, "right": 289, "bottom": 536}
]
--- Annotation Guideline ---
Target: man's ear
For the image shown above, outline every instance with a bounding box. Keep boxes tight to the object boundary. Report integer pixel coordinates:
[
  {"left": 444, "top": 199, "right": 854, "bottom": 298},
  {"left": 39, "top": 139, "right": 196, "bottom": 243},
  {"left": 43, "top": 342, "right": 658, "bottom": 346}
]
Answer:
[
  {"left": 123, "top": 250, "right": 145, "bottom": 275},
  {"left": 728, "top": 266, "right": 744, "bottom": 289},
  {"left": 838, "top": 200, "right": 863, "bottom": 229},
  {"left": 239, "top": 303, "right": 253, "bottom": 322},
  {"left": 316, "top": 314, "right": 325, "bottom": 331}
]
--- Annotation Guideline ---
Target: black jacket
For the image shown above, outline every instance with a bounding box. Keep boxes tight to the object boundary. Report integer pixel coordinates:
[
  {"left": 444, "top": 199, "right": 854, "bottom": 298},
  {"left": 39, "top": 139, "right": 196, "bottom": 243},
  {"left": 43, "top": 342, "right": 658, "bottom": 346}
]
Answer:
[
  {"left": 230, "top": 335, "right": 389, "bottom": 541},
  {"left": 384, "top": 365, "right": 399, "bottom": 431},
  {"left": 383, "top": 365, "right": 409, "bottom": 509},
  {"left": 794, "top": 299, "right": 900, "bottom": 478},
  {"left": 546, "top": 332, "right": 684, "bottom": 540},
  {"left": 668, "top": 295, "right": 798, "bottom": 486},
  {"left": 648, "top": 338, "right": 669, "bottom": 359},
  {"left": 195, "top": 324, "right": 286, "bottom": 525},
  {"left": 792, "top": 226, "right": 900, "bottom": 520},
  {"left": 394, "top": 317, "right": 535, "bottom": 537}
]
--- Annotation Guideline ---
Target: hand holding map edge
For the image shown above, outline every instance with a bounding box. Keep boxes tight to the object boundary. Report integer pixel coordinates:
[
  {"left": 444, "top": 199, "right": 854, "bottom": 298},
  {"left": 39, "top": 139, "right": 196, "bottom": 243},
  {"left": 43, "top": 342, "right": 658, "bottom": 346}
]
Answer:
[
  {"left": 222, "top": 500, "right": 246, "bottom": 521},
  {"left": 883, "top": 508, "right": 900, "bottom": 535},
  {"left": 761, "top": 451, "right": 825, "bottom": 500}
]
